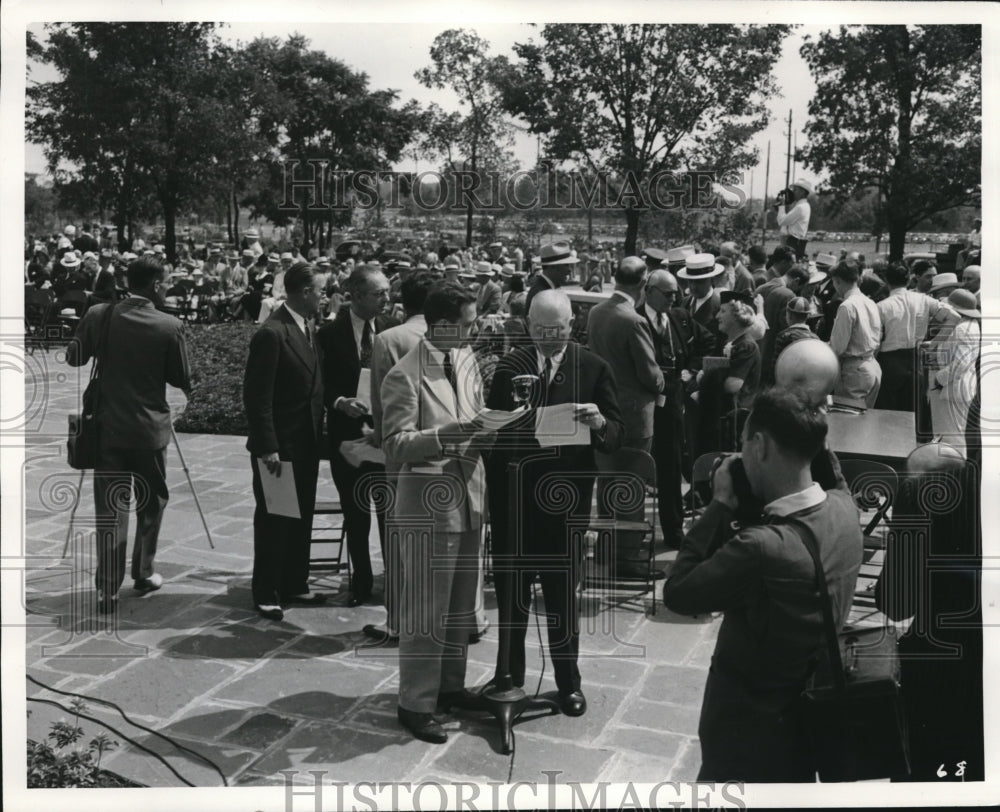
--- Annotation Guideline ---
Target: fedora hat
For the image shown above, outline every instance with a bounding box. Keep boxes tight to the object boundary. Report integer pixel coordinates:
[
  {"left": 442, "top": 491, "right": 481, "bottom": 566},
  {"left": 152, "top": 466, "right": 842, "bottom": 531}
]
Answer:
[
  {"left": 814, "top": 252, "right": 837, "bottom": 268},
  {"left": 540, "top": 241, "right": 579, "bottom": 266},
  {"left": 474, "top": 261, "right": 493, "bottom": 275},
  {"left": 677, "top": 253, "right": 724, "bottom": 280},
  {"left": 792, "top": 178, "right": 813, "bottom": 195},
  {"left": 666, "top": 246, "right": 695, "bottom": 266},
  {"left": 60, "top": 252, "right": 81, "bottom": 268},
  {"left": 443, "top": 256, "right": 461, "bottom": 269},
  {"left": 947, "top": 288, "right": 980, "bottom": 318},
  {"left": 929, "top": 272, "right": 959, "bottom": 294},
  {"left": 244, "top": 228, "right": 260, "bottom": 239}
]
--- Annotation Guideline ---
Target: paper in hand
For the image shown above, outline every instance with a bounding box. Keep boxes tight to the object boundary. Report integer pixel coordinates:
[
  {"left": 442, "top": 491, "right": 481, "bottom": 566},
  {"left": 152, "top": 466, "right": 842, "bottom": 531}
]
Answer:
[
  {"left": 356, "top": 367, "right": 372, "bottom": 409},
  {"left": 339, "top": 437, "right": 387, "bottom": 468},
  {"left": 255, "top": 457, "right": 300, "bottom": 518},
  {"left": 535, "top": 403, "right": 591, "bottom": 447}
]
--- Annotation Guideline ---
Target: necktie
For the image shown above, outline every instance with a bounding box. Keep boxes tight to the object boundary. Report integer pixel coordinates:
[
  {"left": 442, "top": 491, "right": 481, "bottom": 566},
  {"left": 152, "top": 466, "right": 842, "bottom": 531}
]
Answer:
[
  {"left": 305, "top": 320, "right": 314, "bottom": 348},
  {"left": 540, "top": 356, "right": 552, "bottom": 405},
  {"left": 660, "top": 313, "right": 675, "bottom": 357},
  {"left": 360, "top": 320, "right": 373, "bottom": 368},
  {"left": 442, "top": 350, "right": 457, "bottom": 392}
]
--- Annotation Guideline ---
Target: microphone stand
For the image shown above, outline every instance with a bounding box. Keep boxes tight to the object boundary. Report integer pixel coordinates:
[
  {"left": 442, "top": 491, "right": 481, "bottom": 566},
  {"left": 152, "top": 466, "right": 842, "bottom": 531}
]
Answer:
[{"left": 479, "top": 377, "right": 560, "bottom": 754}]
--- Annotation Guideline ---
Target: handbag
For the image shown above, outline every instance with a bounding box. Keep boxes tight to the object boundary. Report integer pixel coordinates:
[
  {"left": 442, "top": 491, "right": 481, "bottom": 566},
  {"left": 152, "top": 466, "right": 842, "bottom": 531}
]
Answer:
[
  {"left": 67, "top": 301, "right": 117, "bottom": 470},
  {"left": 787, "top": 516, "right": 910, "bottom": 782}
]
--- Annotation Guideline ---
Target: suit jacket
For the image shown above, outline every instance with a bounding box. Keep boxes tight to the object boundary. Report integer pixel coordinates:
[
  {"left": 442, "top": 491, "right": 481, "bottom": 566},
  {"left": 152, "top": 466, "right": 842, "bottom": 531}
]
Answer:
[
  {"left": 586, "top": 294, "right": 663, "bottom": 441},
  {"left": 476, "top": 280, "right": 502, "bottom": 316},
  {"left": 732, "top": 264, "right": 756, "bottom": 294},
  {"left": 486, "top": 342, "right": 624, "bottom": 552},
  {"left": 370, "top": 315, "right": 426, "bottom": 447},
  {"left": 243, "top": 304, "right": 324, "bottom": 461},
  {"left": 637, "top": 305, "right": 717, "bottom": 375},
  {"left": 317, "top": 306, "right": 397, "bottom": 445},
  {"left": 381, "top": 340, "right": 485, "bottom": 533},
  {"left": 683, "top": 289, "right": 724, "bottom": 351},
  {"left": 67, "top": 297, "right": 190, "bottom": 450}
]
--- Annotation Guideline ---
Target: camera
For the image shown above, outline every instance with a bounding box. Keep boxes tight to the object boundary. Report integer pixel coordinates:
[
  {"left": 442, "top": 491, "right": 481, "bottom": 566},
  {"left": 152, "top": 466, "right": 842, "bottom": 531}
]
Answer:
[{"left": 710, "top": 453, "right": 763, "bottom": 524}]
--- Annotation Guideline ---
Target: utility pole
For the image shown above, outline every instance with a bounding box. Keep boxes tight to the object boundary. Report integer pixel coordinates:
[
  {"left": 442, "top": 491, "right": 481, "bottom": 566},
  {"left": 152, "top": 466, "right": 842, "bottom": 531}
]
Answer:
[
  {"left": 792, "top": 132, "right": 798, "bottom": 180},
  {"left": 784, "top": 109, "right": 793, "bottom": 193},
  {"left": 762, "top": 141, "right": 771, "bottom": 245}
]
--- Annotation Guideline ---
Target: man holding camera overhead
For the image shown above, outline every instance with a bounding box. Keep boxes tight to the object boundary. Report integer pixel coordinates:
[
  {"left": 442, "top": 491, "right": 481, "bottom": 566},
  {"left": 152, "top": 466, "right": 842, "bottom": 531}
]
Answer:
[{"left": 773, "top": 179, "right": 813, "bottom": 260}]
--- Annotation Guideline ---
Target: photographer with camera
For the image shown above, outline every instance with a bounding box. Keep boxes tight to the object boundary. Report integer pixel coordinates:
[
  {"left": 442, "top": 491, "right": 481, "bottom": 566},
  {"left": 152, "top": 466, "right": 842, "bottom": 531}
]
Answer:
[
  {"left": 662, "top": 387, "right": 863, "bottom": 781},
  {"left": 773, "top": 179, "right": 813, "bottom": 260}
]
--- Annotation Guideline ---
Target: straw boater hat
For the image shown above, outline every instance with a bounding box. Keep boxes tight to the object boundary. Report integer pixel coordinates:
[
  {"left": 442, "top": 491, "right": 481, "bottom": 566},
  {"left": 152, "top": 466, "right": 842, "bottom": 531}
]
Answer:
[
  {"left": 814, "top": 252, "right": 837, "bottom": 269},
  {"left": 60, "top": 252, "right": 81, "bottom": 268},
  {"left": 539, "top": 241, "right": 579, "bottom": 267},
  {"left": 947, "top": 288, "right": 980, "bottom": 319},
  {"left": 474, "top": 261, "right": 493, "bottom": 276},
  {"left": 280, "top": 252, "right": 294, "bottom": 261},
  {"left": 666, "top": 246, "right": 696, "bottom": 268},
  {"left": 245, "top": 228, "right": 260, "bottom": 239},
  {"left": 242, "top": 249, "right": 256, "bottom": 260},
  {"left": 266, "top": 252, "right": 279, "bottom": 263},
  {"left": 677, "top": 253, "right": 724, "bottom": 280}
]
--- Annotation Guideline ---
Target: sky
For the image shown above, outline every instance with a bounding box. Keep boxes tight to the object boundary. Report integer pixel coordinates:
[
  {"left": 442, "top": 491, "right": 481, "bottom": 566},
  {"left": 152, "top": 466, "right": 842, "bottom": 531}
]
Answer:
[{"left": 24, "top": 22, "right": 819, "bottom": 202}]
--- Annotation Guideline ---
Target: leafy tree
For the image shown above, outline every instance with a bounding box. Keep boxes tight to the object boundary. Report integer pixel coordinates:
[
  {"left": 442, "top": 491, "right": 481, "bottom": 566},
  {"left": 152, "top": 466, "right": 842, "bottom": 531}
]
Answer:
[
  {"left": 497, "top": 24, "right": 790, "bottom": 253},
  {"left": 416, "top": 29, "right": 515, "bottom": 247},
  {"left": 799, "top": 25, "right": 980, "bottom": 259},
  {"left": 240, "top": 35, "right": 422, "bottom": 252}
]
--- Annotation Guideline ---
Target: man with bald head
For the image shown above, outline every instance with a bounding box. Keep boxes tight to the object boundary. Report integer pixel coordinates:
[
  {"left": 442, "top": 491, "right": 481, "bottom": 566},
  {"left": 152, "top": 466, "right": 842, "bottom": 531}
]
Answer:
[
  {"left": 587, "top": 256, "right": 664, "bottom": 452},
  {"left": 484, "top": 289, "right": 624, "bottom": 716},
  {"left": 641, "top": 269, "right": 717, "bottom": 546}
]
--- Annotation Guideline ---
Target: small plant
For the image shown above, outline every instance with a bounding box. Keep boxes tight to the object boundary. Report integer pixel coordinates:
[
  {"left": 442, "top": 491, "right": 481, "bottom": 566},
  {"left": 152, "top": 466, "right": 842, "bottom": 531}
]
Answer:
[{"left": 27, "top": 701, "right": 120, "bottom": 788}]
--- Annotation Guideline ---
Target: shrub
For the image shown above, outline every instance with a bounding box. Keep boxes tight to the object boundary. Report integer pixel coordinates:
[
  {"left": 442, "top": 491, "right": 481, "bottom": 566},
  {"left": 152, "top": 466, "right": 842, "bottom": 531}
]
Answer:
[
  {"left": 27, "top": 700, "right": 124, "bottom": 788},
  {"left": 173, "top": 322, "right": 257, "bottom": 436}
]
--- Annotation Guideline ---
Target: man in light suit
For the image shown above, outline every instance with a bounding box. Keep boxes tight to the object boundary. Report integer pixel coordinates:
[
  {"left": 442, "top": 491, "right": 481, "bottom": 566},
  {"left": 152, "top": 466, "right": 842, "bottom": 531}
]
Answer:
[
  {"left": 381, "top": 281, "right": 490, "bottom": 744},
  {"left": 243, "top": 263, "right": 327, "bottom": 621},
  {"left": 474, "top": 261, "right": 502, "bottom": 316},
  {"left": 586, "top": 256, "right": 664, "bottom": 452},
  {"left": 317, "top": 265, "right": 397, "bottom": 606},
  {"left": 68, "top": 256, "right": 191, "bottom": 613},
  {"left": 364, "top": 271, "right": 435, "bottom": 644}
]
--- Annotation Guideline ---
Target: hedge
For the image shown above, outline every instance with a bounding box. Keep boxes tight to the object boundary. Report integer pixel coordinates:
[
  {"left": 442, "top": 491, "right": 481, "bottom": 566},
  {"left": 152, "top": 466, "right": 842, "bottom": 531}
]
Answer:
[{"left": 173, "top": 322, "right": 256, "bottom": 436}]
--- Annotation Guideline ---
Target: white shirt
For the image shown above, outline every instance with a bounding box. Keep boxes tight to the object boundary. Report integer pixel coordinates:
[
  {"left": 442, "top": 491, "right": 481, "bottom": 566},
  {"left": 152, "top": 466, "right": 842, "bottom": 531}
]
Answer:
[
  {"left": 644, "top": 303, "right": 669, "bottom": 337},
  {"left": 349, "top": 308, "right": 375, "bottom": 360},
  {"left": 282, "top": 302, "right": 310, "bottom": 340},
  {"left": 763, "top": 482, "right": 827, "bottom": 517},
  {"left": 536, "top": 346, "right": 567, "bottom": 384},
  {"left": 878, "top": 287, "right": 943, "bottom": 352},
  {"left": 776, "top": 199, "right": 811, "bottom": 240}
]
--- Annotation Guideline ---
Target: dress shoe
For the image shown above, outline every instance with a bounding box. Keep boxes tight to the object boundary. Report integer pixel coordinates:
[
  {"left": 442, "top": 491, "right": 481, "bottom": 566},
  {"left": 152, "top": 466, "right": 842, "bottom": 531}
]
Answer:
[
  {"left": 468, "top": 617, "right": 490, "bottom": 644},
  {"left": 133, "top": 573, "right": 163, "bottom": 595},
  {"left": 282, "top": 592, "right": 327, "bottom": 606},
  {"left": 558, "top": 690, "right": 587, "bottom": 717},
  {"left": 345, "top": 592, "right": 371, "bottom": 608},
  {"left": 97, "top": 590, "right": 118, "bottom": 615},
  {"left": 398, "top": 706, "right": 447, "bottom": 744},
  {"left": 256, "top": 604, "right": 284, "bottom": 622},
  {"left": 617, "top": 563, "right": 666, "bottom": 580},
  {"left": 362, "top": 623, "right": 398, "bottom": 644},
  {"left": 437, "top": 688, "right": 489, "bottom": 714}
]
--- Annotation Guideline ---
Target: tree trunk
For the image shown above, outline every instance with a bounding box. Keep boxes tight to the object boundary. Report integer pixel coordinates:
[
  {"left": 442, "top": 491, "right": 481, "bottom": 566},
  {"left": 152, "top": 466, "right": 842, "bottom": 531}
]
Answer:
[
  {"left": 888, "top": 213, "right": 907, "bottom": 262},
  {"left": 225, "top": 188, "right": 233, "bottom": 245},
  {"left": 623, "top": 206, "right": 641, "bottom": 255}
]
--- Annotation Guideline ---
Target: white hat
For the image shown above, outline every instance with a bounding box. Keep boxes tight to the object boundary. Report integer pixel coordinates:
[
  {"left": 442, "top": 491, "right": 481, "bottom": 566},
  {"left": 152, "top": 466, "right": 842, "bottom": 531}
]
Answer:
[
  {"left": 666, "top": 246, "right": 695, "bottom": 265},
  {"left": 280, "top": 252, "right": 294, "bottom": 261},
  {"left": 814, "top": 252, "right": 837, "bottom": 268},
  {"left": 677, "top": 253, "right": 724, "bottom": 280},
  {"left": 60, "top": 252, "right": 81, "bottom": 268},
  {"left": 81, "top": 251, "right": 98, "bottom": 261},
  {"left": 792, "top": 178, "right": 813, "bottom": 195},
  {"left": 929, "top": 272, "right": 959, "bottom": 294},
  {"left": 245, "top": 229, "right": 260, "bottom": 239},
  {"left": 64, "top": 225, "right": 77, "bottom": 236}
]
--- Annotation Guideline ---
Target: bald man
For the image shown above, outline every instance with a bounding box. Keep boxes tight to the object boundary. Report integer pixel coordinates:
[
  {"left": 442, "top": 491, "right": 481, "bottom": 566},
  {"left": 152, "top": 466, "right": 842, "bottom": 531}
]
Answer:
[
  {"left": 640, "top": 269, "right": 717, "bottom": 547},
  {"left": 484, "top": 290, "right": 624, "bottom": 715},
  {"left": 587, "top": 257, "right": 664, "bottom": 451}
]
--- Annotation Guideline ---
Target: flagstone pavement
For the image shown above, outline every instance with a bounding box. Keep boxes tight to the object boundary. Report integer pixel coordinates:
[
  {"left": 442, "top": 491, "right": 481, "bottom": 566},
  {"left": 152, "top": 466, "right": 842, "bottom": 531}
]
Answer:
[{"left": 16, "top": 349, "right": 877, "bottom": 789}]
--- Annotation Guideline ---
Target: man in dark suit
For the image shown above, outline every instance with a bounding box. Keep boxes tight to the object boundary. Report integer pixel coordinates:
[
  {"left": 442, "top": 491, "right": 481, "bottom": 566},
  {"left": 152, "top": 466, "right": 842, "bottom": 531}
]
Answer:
[
  {"left": 67, "top": 256, "right": 191, "bottom": 613},
  {"left": 664, "top": 387, "right": 863, "bottom": 781},
  {"left": 524, "top": 241, "right": 578, "bottom": 315},
  {"left": 586, "top": 256, "right": 663, "bottom": 452},
  {"left": 316, "top": 265, "right": 396, "bottom": 606},
  {"left": 485, "top": 289, "right": 624, "bottom": 717},
  {"left": 243, "top": 263, "right": 327, "bottom": 621},
  {"left": 640, "top": 269, "right": 716, "bottom": 547},
  {"left": 678, "top": 254, "right": 725, "bottom": 353}
]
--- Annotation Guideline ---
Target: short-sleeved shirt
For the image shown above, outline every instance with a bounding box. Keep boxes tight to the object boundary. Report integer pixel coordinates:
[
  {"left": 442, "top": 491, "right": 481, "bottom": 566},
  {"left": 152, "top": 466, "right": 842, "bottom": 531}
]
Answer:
[
  {"left": 829, "top": 288, "right": 881, "bottom": 359},
  {"left": 725, "top": 333, "right": 761, "bottom": 409}
]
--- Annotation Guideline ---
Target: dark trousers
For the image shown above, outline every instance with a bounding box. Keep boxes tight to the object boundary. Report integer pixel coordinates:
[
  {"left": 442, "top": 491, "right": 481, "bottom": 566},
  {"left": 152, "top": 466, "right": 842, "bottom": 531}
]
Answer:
[
  {"left": 93, "top": 445, "right": 168, "bottom": 595},
  {"left": 652, "top": 391, "right": 685, "bottom": 545},
  {"left": 492, "top": 557, "right": 582, "bottom": 695},
  {"left": 250, "top": 456, "right": 319, "bottom": 606},
  {"left": 783, "top": 234, "right": 808, "bottom": 260},
  {"left": 875, "top": 348, "right": 916, "bottom": 411},
  {"left": 328, "top": 446, "right": 385, "bottom": 598}
]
